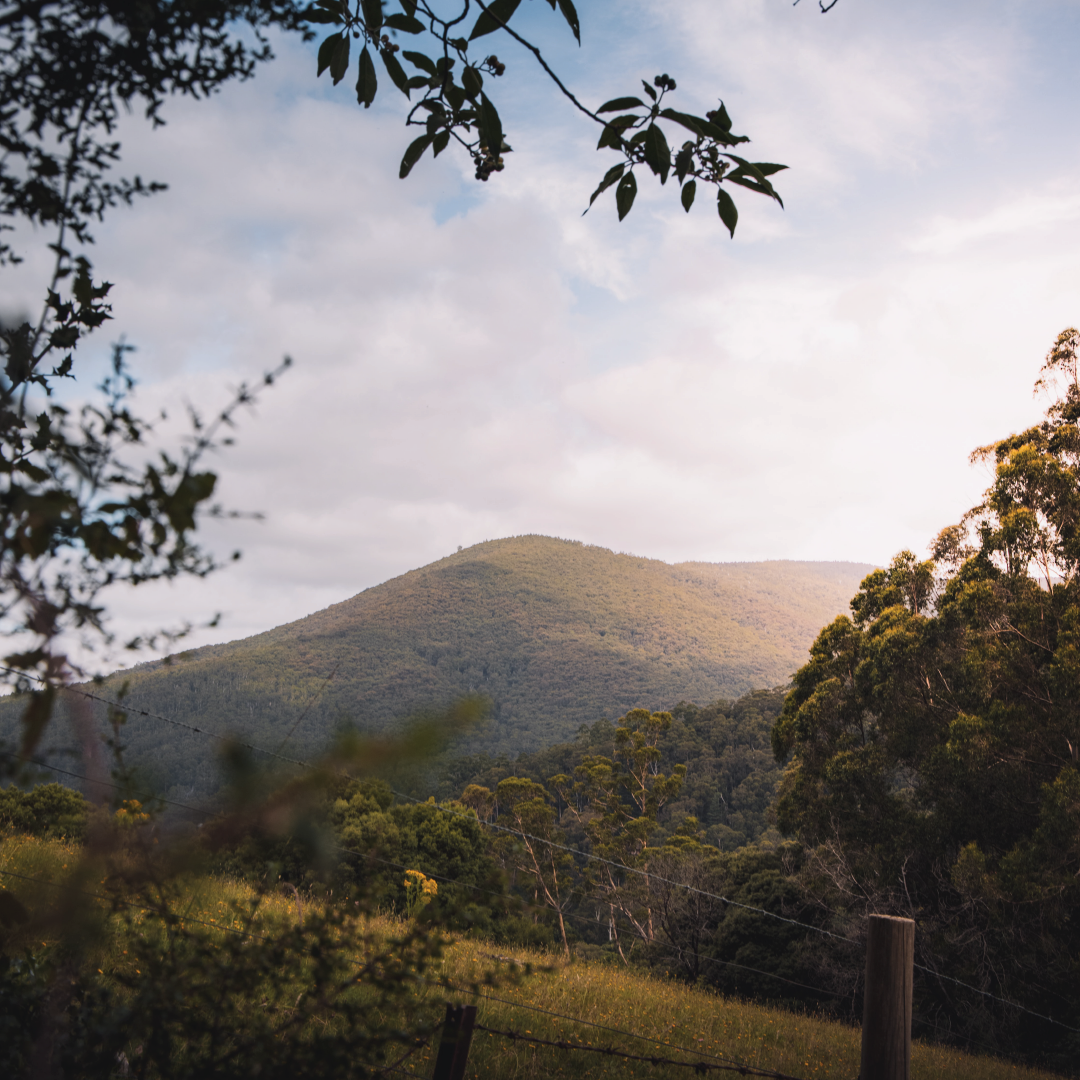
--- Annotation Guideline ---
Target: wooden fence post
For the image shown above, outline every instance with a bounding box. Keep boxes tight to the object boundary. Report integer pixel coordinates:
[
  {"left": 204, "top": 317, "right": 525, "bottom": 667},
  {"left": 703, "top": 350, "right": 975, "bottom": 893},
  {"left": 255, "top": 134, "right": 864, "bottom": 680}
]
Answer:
[
  {"left": 860, "top": 914, "right": 914, "bottom": 1080},
  {"left": 431, "top": 1003, "right": 477, "bottom": 1080}
]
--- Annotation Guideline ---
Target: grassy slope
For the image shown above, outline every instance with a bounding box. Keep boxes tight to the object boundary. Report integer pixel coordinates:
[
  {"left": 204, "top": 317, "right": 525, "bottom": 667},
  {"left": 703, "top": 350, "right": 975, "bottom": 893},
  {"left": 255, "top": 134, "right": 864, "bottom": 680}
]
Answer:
[
  {"left": 0, "top": 834, "right": 1057, "bottom": 1080},
  {"left": 13, "top": 536, "right": 873, "bottom": 797}
]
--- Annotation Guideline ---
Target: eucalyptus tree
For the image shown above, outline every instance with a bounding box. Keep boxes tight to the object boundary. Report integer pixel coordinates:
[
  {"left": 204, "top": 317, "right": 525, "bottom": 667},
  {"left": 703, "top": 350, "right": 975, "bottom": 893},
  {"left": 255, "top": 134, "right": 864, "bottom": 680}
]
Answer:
[{"left": 771, "top": 328, "right": 1080, "bottom": 1063}]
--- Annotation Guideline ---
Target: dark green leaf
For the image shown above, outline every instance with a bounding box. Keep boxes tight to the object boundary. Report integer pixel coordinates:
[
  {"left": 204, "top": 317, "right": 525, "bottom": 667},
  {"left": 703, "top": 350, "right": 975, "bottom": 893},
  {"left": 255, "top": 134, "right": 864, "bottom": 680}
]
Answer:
[
  {"left": 444, "top": 81, "right": 466, "bottom": 111},
  {"left": 716, "top": 186, "right": 738, "bottom": 237},
  {"left": 433, "top": 130, "right": 451, "bottom": 157},
  {"left": 751, "top": 162, "right": 788, "bottom": 177},
  {"left": 680, "top": 180, "right": 696, "bottom": 212},
  {"left": 399, "top": 133, "right": 434, "bottom": 177},
  {"left": 305, "top": 9, "right": 343, "bottom": 23},
  {"left": 361, "top": 0, "right": 383, "bottom": 33},
  {"left": 710, "top": 102, "right": 733, "bottom": 131},
  {"left": 381, "top": 47, "right": 410, "bottom": 97},
  {"left": 330, "top": 34, "right": 351, "bottom": 85},
  {"left": 462, "top": 65, "right": 484, "bottom": 100},
  {"left": 597, "top": 96, "right": 645, "bottom": 114},
  {"left": 641, "top": 80, "right": 657, "bottom": 101},
  {"left": 556, "top": 0, "right": 581, "bottom": 43},
  {"left": 470, "top": 0, "right": 521, "bottom": 40},
  {"left": 643, "top": 123, "right": 671, "bottom": 184},
  {"left": 406, "top": 75, "right": 431, "bottom": 90},
  {"left": 402, "top": 50, "right": 437, "bottom": 75},
  {"left": 726, "top": 175, "right": 784, "bottom": 207},
  {"left": 596, "top": 123, "right": 623, "bottom": 151},
  {"left": 401, "top": 0, "right": 417, "bottom": 15},
  {"left": 586, "top": 162, "right": 625, "bottom": 209},
  {"left": 673, "top": 144, "right": 693, "bottom": 185},
  {"left": 356, "top": 46, "right": 377, "bottom": 106},
  {"left": 316, "top": 33, "right": 340, "bottom": 77},
  {"left": 724, "top": 154, "right": 769, "bottom": 185},
  {"left": 659, "top": 108, "right": 705, "bottom": 138},
  {"left": 478, "top": 92, "right": 503, "bottom": 156},
  {"left": 615, "top": 170, "right": 637, "bottom": 221},
  {"left": 384, "top": 13, "right": 424, "bottom": 32}
]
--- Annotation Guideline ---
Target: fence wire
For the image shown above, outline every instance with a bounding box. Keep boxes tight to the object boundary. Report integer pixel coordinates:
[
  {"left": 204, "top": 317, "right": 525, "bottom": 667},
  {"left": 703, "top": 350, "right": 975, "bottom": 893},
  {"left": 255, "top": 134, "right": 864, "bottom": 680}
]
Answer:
[{"left": 3, "top": 668, "right": 1080, "bottom": 1036}]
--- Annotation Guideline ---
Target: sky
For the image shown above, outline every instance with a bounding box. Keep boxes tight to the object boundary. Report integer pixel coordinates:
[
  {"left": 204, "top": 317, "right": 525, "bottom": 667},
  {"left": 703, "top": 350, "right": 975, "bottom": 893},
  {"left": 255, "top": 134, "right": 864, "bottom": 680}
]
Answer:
[{"left": 7, "top": 0, "right": 1080, "bottom": 665}]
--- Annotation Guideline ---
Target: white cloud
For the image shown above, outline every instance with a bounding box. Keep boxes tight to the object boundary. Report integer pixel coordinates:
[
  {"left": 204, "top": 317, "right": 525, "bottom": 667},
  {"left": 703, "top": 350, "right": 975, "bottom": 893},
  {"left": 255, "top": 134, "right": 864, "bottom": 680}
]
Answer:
[
  {"left": 12, "top": 3, "right": 1080, "bottom": 667},
  {"left": 908, "top": 191, "right": 1080, "bottom": 255}
]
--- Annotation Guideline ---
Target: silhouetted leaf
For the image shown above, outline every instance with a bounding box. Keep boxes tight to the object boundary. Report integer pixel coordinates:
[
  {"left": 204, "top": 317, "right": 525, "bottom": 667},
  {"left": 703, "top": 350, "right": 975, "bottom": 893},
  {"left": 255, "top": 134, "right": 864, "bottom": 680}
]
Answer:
[
  {"left": 659, "top": 108, "right": 706, "bottom": 138},
  {"left": 462, "top": 65, "right": 483, "bottom": 100},
  {"left": 597, "top": 97, "right": 645, "bottom": 113},
  {"left": 478, "top": 92, "right": 503, "bottom": 156},
  {"left": 615, "top": 170, "right": 637, "bottom": 221},
  {"left": 556, "top": 0, "right": 581, "bottom": 43},
  {"left": 360, "top": 0, "right": 383, "bottom": 33},
  {"left": 644, "top": 123, "right": 670, "bottom": 184},
  {"left": 716, "top": 186, "right": 738, "bottom": 237},
  {"left": 402, "top": 50, "right": 436, "bottom": 75},
  {"left": 399, "top": 133, "right": 433, "bottom": 177},
  {"left": 356, "top": 46, "right": 377, "bottom": 106},
  {"left": 470, "top": 0, "right": 521, "bottom": 40},
  {"left": 384, "top": 13, "right": 424, "bottom": 32},
  {"left": 586, "top": 162, "right": 625, "bottom": 210},
  {"left": 316, "top": 33, "right": 340, "bottom": 77},
  {"left": 329, "top": 33, "right": 350, "bottom": 85},
  {"left": 681, "top": 180, "right": 696, "bottom": 212},
  {"left": 381, "top": 47, "right": 410, "bottom": 96}
]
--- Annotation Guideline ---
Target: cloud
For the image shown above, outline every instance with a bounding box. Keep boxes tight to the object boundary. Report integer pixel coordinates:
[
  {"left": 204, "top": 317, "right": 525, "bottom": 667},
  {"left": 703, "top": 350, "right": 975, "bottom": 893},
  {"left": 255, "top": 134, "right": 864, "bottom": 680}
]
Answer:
[
  {"left": 908, "top": 191, "right": 1080, "bottom": 255},
  {"left": 14, "top": 5, "right": 1080, "bottom": 668}
]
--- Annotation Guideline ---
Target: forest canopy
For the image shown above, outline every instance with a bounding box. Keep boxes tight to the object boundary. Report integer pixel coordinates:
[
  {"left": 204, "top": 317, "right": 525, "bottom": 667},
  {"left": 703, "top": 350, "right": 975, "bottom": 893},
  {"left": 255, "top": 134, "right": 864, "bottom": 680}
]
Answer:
[{"left": 771, "top": 327, "right": 1080, "bottom": 1065}]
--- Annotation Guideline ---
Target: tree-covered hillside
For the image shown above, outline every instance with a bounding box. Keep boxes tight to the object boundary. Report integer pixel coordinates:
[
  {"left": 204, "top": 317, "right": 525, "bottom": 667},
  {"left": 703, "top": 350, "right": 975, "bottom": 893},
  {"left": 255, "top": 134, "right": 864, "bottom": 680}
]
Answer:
[{"left": 10, "top": 537, "right": 871, "bottom": 798}]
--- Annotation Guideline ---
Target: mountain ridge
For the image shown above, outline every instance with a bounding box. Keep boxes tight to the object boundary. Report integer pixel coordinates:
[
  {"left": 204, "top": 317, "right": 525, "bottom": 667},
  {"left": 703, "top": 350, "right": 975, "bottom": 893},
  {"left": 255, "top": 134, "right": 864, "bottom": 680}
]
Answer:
[{"left": 18, "top": 536, "right": 875, "bottom": 797}]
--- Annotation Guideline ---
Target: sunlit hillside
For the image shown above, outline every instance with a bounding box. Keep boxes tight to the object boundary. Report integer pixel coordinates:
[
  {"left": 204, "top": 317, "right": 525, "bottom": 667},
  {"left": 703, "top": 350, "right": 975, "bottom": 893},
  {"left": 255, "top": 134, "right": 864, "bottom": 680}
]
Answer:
[{"left": 15, "top": 537, "right": 873, "bottom": 798}]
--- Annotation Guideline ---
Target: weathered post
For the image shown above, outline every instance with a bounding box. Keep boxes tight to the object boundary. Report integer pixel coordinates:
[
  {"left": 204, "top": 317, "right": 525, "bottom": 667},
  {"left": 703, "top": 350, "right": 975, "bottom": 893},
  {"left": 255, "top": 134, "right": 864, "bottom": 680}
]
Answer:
[
  {"left": 860, "top": 914, "right": 915, "bottom": 1080},
  {"left": 431, "top": 1003, "right": 477, "bottom": 1080}
]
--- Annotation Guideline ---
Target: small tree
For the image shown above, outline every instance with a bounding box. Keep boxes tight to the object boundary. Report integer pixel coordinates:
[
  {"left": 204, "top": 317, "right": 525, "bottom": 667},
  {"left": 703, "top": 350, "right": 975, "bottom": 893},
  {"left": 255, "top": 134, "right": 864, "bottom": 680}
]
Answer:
[
  {"left": 551, "top": 708, "right": 685, "bottom": 961},
  {"left": 475, "top": 776, "right": 576, "bottom": 956}
]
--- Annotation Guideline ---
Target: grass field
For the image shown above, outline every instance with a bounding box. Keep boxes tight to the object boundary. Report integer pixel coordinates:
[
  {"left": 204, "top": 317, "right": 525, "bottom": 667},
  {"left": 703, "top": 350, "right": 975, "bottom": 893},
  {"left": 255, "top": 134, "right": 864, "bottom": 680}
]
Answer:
[{"left": 0, "top": 833, "right": 1061, "bottom": 1080}]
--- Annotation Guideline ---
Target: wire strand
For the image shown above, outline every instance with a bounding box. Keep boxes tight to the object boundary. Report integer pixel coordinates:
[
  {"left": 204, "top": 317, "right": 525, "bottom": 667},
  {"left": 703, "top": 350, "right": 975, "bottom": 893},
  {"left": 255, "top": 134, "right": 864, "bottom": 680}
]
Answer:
[{"left": 6, "top": 667, "right": 1080, "bottom": 1035}]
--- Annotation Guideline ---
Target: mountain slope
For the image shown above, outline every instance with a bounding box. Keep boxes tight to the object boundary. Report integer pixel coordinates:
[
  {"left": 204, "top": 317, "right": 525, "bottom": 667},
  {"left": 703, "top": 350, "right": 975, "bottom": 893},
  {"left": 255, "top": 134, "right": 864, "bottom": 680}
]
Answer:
[{"left": 29, "top": 537, "right": 874, "bottom": 796}]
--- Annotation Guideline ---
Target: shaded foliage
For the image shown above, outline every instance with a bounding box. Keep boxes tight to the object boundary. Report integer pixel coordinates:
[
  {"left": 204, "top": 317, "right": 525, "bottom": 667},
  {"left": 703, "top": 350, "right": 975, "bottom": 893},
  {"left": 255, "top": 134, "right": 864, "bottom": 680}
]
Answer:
[{"left": 771, "top": 329, "right": 1080, "bottom": 1068}]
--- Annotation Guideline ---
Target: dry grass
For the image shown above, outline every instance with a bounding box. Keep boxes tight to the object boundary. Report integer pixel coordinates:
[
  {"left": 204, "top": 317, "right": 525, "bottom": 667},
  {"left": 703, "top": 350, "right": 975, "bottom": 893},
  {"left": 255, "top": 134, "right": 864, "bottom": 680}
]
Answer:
[{"left": 0, "top": 834, "right": 1062, "bottom": 1080}]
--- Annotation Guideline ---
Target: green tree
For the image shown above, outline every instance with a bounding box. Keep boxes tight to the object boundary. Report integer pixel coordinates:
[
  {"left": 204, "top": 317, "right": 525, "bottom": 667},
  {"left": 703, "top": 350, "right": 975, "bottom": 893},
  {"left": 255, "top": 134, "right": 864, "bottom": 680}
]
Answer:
[
  {"left": 551, "top": 708, "right": 685, "bottom": 961},
  {"left": 0, "top": 782, "right": 89, "bottom": 839},
  {"left": 482, "top": 776, "right": 576, "bottom": 955},
  {"left": 770, "top": 328, "right": 1080, "bottom": 1064}
]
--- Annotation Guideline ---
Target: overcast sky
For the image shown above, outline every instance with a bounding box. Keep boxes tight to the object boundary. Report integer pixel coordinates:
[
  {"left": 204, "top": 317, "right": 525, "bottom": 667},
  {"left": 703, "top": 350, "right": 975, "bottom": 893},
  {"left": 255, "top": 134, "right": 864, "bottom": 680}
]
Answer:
[{"left": 8, "top": 0, "right": 1080, "bottom": 664}]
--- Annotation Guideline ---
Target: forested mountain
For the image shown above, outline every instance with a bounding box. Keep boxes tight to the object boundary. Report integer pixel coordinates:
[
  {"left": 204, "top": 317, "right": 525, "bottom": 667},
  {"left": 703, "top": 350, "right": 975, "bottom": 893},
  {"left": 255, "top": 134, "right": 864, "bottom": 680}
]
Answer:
[{"left": 9, "top": 536, "right": 872, "bottom": 798}]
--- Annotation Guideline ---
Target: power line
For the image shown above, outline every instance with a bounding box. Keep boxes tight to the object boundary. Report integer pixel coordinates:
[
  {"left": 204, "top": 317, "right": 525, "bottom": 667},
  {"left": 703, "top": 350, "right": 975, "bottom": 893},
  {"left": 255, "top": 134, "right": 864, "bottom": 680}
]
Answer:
[
  {"left": 0, "top": 866, "right": 271, "bottom": 943},
  {"left": 0, "top": 863, "right": 790, "bottom": 1080},
  {"left": 471, "top": 1022, "right": 808, "bottom": 1080},
  {"left": 448, "top": 983, "right": 776, "bottom": 1075},
  {"left": 912, "top": 962, "right": 1080, "bottom": 1035},
  {"left": 7, "top": 668, "right": 1080, "bottom": 1035},
  {"left": 390, "top": 787, "right": 858, "bottom": 945},
  {"left": 0, "top": 666, "right": 315, "bottom": 771},
  {"left": 0, "top": 749, "right": 225, "bottom": 820}
]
